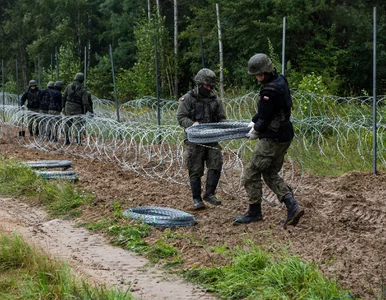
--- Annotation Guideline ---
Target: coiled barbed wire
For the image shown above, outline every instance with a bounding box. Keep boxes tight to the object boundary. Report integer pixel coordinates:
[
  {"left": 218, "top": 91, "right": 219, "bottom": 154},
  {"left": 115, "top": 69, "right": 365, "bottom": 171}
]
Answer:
[{"left": 1, "top": 91, "right": 386, "bottom": 205}]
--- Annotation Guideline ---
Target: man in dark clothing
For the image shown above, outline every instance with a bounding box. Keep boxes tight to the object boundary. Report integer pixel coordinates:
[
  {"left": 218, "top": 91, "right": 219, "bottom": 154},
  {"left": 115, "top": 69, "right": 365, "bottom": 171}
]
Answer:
[
  {"left": 47, "top": 81, "right": 64, "bottom": 141},
  {"left": 177, "top": 68, "right": 227, "bottom": 210},
  {"left": 233, "top": 53, "right": 304, "bottom": 228},
  {"left": 62, "top": 73, "right": 91, "bottom": 145},
  {"left": 38, "top": 81, "right": 55, "bottom": 139},
  {"left": 20, "top": 79, "right": 41, "bottom": 136}
]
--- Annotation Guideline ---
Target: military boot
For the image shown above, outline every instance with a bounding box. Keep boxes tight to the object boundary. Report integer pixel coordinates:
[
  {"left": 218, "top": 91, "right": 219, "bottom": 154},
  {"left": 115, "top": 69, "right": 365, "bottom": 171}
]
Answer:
[
  {"left": 283, "top": 193, "right": 304, "bottom": 228},
  {"left": 190, "top": 178, "right": 206, "bottom": 210},
  {"left": 233, "top": 203, "right": 263, "bottom": 224},
  {"left": 203, "top": 169, "right": 222, "bottom": 205}
]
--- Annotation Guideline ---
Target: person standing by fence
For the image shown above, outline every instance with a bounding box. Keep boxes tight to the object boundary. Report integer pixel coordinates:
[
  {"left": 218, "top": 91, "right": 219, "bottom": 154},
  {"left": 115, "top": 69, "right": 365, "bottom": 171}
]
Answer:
[
  {"left": 62, "top": 73, "right": 91, "bottom": 145},
  {"left": 233, "top": 53, "right": 304, "bottom": 228},
  {"left": 177, "top": 68, "right": 227, "bottom": 210},
  {"left": 47, "top": 80, "right": 64, "bottom": 142},
  {"left": 20, "top": 79, "right": 41, "bottom": 137}
]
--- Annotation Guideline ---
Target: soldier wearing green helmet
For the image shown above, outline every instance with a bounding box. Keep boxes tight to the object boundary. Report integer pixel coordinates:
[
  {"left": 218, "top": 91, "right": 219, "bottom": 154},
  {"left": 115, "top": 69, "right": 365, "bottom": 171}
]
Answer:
[
  {"left": 233, "top": 53, "right": 304, "bottom": 228},
  {"left": 62, "top": 72, "right": 92, "bottom": 145},
  {"left": 177, "top": 68, "right": 226, "bottom": 210},
  {"left": 20, "top": 79, "right": 42, "bottom": 136}
]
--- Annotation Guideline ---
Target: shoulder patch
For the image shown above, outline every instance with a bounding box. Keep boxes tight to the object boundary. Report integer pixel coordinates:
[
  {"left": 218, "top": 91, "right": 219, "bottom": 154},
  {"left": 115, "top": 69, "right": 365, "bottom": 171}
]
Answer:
[
  {"left": 263, "top": 96, "right": 270, "bottom": 101},
  {"left": 179, "top": 97, "right": 184, "bottom": 102}
]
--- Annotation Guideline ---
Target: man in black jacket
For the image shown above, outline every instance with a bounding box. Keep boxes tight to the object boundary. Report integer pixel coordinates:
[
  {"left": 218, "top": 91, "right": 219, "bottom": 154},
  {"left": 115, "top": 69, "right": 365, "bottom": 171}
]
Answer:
[
  {"left": 20, "top": 79, "right": 41, "bottom": 136},
  {"left": 233, "top": 53, "right": 304, "bottom": 228}
]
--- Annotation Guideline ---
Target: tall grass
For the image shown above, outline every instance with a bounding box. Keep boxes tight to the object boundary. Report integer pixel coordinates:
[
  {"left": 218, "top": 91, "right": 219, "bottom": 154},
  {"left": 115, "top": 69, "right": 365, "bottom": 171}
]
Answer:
[
  {"left": 183, "top": 241, "right": 355, "bottom": 299},
  {"left": 0, "top": 232, "right": 134, "bottom": 299}
]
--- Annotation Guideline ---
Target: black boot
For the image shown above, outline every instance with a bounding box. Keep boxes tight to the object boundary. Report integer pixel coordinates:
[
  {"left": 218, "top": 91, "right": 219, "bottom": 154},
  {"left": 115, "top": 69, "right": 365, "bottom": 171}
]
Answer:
[
  {"left": 190, "top": 178, "right": 206, "bottom": 210},
  {"left": 203, "top": 169, "right": 222, "bottom": 205},
  {"left": 233, "top": 203, "right": 263, "bottom": 224},
  {"left": 283, "top": 194, "right": 304, "bottom": 228}
]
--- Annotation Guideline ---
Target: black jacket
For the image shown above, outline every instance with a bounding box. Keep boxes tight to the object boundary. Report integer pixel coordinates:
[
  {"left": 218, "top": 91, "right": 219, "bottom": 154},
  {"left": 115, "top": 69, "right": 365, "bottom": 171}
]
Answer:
[{"left": 252, "top": 73, "right": 294, "bottom": 142}]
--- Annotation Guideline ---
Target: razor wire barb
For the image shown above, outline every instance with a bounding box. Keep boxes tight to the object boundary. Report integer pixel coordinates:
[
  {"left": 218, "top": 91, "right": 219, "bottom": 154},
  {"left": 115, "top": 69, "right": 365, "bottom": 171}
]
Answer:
[{"left": 1, "top": 90, "right": 386, "bottom": 203}]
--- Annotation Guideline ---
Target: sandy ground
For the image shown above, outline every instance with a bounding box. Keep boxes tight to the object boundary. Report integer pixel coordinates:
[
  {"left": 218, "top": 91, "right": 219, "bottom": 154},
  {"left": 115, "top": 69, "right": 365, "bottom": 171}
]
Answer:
[{"left": 0, "top": 139, "right": 386, "bottom": 299}]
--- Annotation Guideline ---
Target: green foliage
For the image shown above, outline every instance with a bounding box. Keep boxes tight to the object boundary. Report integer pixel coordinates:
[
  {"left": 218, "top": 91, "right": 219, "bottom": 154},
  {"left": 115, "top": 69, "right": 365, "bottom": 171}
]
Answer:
[
  {"left": 183, "top": 241, "right": 355, "bottom": 299},
  {"left": 126, "top": 15, "right": 174, "bottom": 99},
  {"left": 0, "top": 232, "right": 134, "bottom": 299},
  {"left": 298, "top": 72, "right": 328, "bottom": 95},
  {"left": 0, "top": 157, "right": 93, "bottom": 218}
]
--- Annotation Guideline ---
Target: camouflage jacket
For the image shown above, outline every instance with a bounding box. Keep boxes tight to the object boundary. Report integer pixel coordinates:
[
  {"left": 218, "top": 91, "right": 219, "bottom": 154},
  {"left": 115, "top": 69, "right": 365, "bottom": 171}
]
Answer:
[
  {"left": 177, "top": 87, "right": 226, "bottom": 129},
  {"left": 62, "top": 81, "right": 91, "bottom": 115}
]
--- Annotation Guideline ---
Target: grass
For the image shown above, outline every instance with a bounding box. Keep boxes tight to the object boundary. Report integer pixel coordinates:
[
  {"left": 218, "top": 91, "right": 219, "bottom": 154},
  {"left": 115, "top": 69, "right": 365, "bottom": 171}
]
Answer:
[
  {"left": 182, "top": 241, "right": 355, "bottom": 300},
  {"left": 0, "top": 156, "right": 93, "bottom": 218},
  {"left": 0, "top": 232, "right": 134, "bottom": 299}
]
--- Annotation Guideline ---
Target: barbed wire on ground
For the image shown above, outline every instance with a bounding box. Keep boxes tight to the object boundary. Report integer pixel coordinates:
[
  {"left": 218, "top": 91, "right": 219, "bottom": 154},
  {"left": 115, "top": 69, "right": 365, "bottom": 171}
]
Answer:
[{"left": 1, "top": 91, "right": 385, "bottom": 204}]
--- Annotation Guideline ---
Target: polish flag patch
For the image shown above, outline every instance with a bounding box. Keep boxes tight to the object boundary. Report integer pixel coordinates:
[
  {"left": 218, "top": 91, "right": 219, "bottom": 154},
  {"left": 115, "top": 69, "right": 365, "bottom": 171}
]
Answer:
[
  {"left": 263, "top": 96, "right": 269, "bottom": 101},
  {"left": 179, "top": 97, "right": 184, "bottom": 101}
]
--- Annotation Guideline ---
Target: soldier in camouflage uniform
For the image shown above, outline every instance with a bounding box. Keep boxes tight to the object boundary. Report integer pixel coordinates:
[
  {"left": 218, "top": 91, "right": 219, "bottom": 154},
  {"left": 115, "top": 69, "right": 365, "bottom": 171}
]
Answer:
[
  {"left": 233, "top": 53, "right": 304, "bottom": 228},
  {"left": 20, "top": 79, "right": 41, "bottom": 136},
  {"left": 177, "top": 68, "right": 227, "bottom": 210},
  {"left": 62, "top": 73, "right": 91, "bottom": 145}
]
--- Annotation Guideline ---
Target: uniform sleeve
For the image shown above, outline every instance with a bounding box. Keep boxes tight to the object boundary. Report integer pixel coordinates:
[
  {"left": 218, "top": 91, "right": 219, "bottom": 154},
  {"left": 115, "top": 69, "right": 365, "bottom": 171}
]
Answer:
[
  {"left": 177, "top": 94, "right": 195, "bottom": 129},
  {"left": 217, "top": 99, "right": 226, "bottom": 122},
  {"left": 252, "top": 90, "right": 278, "bottom": 133},
  {"left": 20, "top": 91, "right": 27, "bottom": 106}
]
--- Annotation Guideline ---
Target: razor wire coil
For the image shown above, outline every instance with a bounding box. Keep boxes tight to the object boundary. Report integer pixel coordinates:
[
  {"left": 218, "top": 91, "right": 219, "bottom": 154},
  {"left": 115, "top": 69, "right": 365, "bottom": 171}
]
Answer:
[
  {"left": 123, "top": 206, "right": 196, "bottom": 227},
  {"left": 185, "top": 122, "right": 250, "bottom": 143}
]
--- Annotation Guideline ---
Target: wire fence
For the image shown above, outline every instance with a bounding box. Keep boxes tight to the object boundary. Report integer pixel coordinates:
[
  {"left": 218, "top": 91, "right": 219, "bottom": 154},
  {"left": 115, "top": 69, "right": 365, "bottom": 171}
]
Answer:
[{"left": 1, "top": 91, "right": 385, "bottom": 204}]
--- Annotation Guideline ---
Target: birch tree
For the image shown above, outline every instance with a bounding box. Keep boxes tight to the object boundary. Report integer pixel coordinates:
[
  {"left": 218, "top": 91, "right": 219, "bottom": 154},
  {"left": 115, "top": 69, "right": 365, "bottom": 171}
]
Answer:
[{"left": 216, "top": 3, "right": 224, "bottom": 99}]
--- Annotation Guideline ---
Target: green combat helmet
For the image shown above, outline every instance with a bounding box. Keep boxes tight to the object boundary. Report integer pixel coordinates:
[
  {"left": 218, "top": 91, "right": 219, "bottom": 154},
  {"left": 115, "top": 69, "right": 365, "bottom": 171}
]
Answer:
[
  {"left": 74, "top": 72, "right": 84, "bottom": 83},
  {"left": 47, "top": 81, "right": 55, "bottom": 88},
  {"left": 194, "top": 68, "right": 216, "bottom": 86},
  {"left": 247, "top": 53, "right": 274, "bottom": 75},
  {"left": 54, "top": 81, "right": 64, "bottom": 89},
  {"left": 29, "top": 79, "right": 37, "bottom": 87}
]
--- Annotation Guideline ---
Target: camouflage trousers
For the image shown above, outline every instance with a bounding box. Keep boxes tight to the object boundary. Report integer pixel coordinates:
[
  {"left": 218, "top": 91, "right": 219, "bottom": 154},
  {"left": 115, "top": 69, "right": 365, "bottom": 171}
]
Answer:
[
  {"left": 64, "top": 115, "right": 85, "bottom": 144},
  {"left": 244, "top": 138, "right": 292, "bottom": 205},
  {"left": 183, "top": 140, "right": 223, "bottom": 179}
]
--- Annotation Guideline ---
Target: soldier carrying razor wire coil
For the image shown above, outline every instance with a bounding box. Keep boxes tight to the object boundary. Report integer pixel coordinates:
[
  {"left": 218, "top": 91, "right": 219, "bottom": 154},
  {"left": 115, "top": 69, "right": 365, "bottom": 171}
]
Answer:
[
  {"left": 233, "top": 53, "right": 304, "bottom": 228},
  {"left": 177, "top": 68, "right": 226, "bottom": 210}
]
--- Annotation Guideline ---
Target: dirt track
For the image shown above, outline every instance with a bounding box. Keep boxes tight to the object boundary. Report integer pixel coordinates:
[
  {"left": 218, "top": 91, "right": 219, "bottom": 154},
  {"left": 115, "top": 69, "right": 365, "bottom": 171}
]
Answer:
[{"left": 1, "top": 140, "right": 385, "bottom": 299}]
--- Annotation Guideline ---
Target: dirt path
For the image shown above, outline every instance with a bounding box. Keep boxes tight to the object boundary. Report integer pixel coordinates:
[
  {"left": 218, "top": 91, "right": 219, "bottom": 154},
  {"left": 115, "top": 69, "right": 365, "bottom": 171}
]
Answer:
[
  {"left": 1, "top": 140, "right": 386, "bottom": 298},
  {"left": 0, "top": 197, "right": 215, "bottom": 300}
]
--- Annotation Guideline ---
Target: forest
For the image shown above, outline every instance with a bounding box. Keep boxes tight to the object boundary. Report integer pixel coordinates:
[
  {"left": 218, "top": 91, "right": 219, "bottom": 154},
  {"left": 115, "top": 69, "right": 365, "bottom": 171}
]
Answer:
[{"left": 0, "top": 0, "right": 385, "bottom": 102}]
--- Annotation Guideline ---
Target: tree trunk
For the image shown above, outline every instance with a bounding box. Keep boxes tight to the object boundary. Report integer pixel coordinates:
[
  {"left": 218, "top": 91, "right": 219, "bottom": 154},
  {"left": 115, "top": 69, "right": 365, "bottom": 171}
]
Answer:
[
  {"left": 216, "top": 3, "right": 224, "bottom": 99},
  {"left": 148, "top": 0, "right": 151, "bottom": 21}
]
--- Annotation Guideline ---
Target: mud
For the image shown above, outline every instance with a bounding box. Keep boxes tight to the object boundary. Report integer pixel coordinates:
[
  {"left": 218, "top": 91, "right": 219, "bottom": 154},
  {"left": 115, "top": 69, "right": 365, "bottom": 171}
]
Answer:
[{"left": 0, "top": 141, "right": 385, "bottom": 299}]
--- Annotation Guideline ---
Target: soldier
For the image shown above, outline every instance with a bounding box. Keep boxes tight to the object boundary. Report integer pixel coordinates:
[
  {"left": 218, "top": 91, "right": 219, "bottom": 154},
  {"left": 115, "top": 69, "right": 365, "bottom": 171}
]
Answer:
[
  {"left": 62, "top": 72, "right": 91, "bottom": 145},
  {"left": 47, "top": 81, "right": 64, "bottom": 141},
  {"left": 20, "top": 79, "right": 41, "bottom": 136},
  {"left": 177, "top": 68, "right": 226, "bottom": 210},
  {"left": 233, "top": 53, "right": 304, "bottom": 228},
  {"left": 40, "top": 81, "right": 55, "bottom": 114},
  {"left": 38, "top": 81, "right": 55, "bottom": 139}
]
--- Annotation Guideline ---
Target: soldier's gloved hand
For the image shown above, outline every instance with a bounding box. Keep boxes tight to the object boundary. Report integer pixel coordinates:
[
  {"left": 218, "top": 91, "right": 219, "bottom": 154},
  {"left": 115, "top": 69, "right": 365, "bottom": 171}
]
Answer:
[
  {"left": 192, "top": 121, "right": 199, "bottom": 126},
  {"left": 247, "top": 121, "right": 254, "bottom": 128},
  {"left": 246, "top": 127, "right": 259, "bottom": 140},
  {"left": 60, "top": 112, "right": 65, "bottom": 117},
  {"left": 21, "top": 105, "right": 27, "bottom": 110}
]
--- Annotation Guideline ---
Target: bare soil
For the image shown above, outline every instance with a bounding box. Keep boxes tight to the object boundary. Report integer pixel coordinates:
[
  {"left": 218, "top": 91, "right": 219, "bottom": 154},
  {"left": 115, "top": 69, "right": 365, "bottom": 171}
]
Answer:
[{"left": 0, "top": 140, "right": 385, "bottom": 299}]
